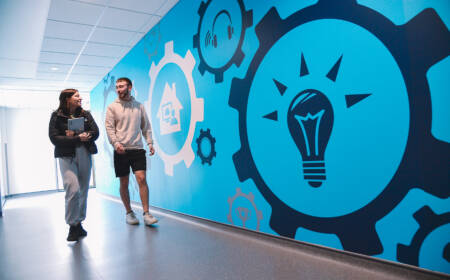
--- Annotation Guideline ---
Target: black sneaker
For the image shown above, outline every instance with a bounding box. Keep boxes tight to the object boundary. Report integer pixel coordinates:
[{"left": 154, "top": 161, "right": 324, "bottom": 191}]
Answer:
[
  {"left": 67, "top": 226, "right": 79, "bottom": 242},
  {"left": 76, "top": 223, "right": 87, "bottom": 237}
]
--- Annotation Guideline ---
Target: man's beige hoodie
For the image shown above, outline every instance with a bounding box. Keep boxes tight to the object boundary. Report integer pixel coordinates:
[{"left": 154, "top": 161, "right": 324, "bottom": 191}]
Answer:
[{"left": 105, "top": 96, "right": 153, "bottom": 150}]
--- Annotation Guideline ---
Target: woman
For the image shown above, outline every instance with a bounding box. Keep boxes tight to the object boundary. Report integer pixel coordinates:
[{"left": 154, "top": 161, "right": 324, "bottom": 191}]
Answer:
[{"left": 49, "top": 89, "right": 99, "bottom": 241}]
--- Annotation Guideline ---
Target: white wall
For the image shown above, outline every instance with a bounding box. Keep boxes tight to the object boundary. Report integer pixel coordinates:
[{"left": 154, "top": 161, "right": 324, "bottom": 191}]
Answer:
[
  {"left": 0, "top": 107, "right": 7, "bottom": 210},
  {"left": 5, "top": 107, "right": 58, "bottom": 194}
]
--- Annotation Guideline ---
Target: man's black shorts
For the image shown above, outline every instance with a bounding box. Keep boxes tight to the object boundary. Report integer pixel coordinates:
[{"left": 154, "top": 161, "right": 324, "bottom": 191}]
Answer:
[{"left": 114, "top": 149, "right": 146, "bottom": 177}]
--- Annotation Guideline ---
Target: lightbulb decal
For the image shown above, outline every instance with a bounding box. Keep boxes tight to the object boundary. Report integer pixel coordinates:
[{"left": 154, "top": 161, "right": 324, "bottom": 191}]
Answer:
[
  {"left": 288, "top": 90, "right": 333, "bottom": 187},
  {"left": 262, "top": 53, "right": 372, "bottom": 188}
]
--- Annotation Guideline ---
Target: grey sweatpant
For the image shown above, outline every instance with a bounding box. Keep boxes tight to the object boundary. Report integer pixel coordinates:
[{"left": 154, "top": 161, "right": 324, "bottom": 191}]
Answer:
[{"left": 59, "top": 145, "right": 92, "bottom": 226}]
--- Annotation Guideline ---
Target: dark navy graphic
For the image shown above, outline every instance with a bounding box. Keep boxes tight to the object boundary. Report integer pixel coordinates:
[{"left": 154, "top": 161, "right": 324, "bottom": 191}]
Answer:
[
  {"left": 228, "top": 0, "right": 450, "bottom": 255},
  {"left": 288, "top": 90, "right": 333, "bottom": 188},
  {"left": 196, "top": 128, "right": 217, "bottom": 165},
  {"left": 205, "top": 10, "right": 234, "bottom": 48},
  {"left": 193, "top": 0, "right": 253, "bottom": 82},
  {"left": 397, "top": 206, "right": 450, "bottom": 270}
]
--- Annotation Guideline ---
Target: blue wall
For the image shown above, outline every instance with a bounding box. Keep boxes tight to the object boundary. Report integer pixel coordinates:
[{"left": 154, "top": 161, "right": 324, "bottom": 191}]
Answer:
[{"left": 90, "top": 0, "right": 450, "bottom": 273}]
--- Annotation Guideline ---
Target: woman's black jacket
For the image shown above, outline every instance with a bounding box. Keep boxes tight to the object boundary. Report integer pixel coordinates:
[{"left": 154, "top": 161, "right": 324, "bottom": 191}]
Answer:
[{"left": 49, "top": 109, "right": 99, "bottom": 158}]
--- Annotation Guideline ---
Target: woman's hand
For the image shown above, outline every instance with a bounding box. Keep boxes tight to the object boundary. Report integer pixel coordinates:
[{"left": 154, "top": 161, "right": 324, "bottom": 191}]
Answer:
[
  {"left": 79, "top": 132, "right": 91, "bottom": 142},
  {"left": 65, "top": 130, "right": 75, "bottom": 136}
]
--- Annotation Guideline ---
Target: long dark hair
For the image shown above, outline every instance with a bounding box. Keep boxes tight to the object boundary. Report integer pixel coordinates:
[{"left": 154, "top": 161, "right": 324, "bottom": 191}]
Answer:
[{"left": 57, "top": 88, "right": 82, "bottom": 115}]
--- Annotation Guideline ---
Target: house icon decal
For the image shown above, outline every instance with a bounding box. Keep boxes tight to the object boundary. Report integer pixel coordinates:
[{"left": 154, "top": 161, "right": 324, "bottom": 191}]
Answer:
[{"left": 157, "top": 82, "right": 183, "bottom": 135}]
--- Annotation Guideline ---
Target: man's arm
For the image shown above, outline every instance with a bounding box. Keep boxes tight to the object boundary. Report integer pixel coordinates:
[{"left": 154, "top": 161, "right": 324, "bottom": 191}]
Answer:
[
  {"left": 140, "top": 104, "right": 153, "bottom": 145},
  {"left": 140, "top": 104, "right": 155, "bottom": 155},
  {"left": 105, "top": 106, "right": 120, "bottom": 149}
]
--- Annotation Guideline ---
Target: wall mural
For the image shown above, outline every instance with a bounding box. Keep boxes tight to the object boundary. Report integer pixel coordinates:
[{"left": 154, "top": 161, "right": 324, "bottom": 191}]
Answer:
[
  {"left": 89, "top": 0, "right": 450, "bottom": 274},
  {"left": 196, "top": 128, "right": 216, "bottom": 165}
]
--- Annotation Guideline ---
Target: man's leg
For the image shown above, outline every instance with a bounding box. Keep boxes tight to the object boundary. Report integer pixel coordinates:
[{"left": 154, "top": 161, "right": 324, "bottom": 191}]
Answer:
[
  {"left": 134, "top": 170, "right": 149, "bottom": 213},
  {"left": 129, "top": 149, "right": 157, "bottom": 225},
  {"left": 119, "top": 175, "right": 132, "bottom": 213},
  {"left": 135, "top": 170, "right": 157, "bottom": 225}
]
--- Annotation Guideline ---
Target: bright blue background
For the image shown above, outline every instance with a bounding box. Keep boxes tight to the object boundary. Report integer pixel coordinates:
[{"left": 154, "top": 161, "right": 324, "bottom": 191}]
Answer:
[{"left": 90, "top": 0, "right": 450, "bottom": 274}]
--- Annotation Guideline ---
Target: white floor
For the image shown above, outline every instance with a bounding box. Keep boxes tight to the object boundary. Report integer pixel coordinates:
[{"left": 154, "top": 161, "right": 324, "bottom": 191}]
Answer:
[{"left": 0, "top": 190, "right": 445, "bottom": 280}]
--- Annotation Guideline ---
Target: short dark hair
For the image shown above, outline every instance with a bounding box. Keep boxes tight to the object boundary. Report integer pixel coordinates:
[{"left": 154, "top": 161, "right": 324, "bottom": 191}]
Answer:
[
  {"left": 57, "top": 88, "right": 79, "bottom": 114},
  {"left": 116, "top": 77, "right": 132, "bottom": 87}
]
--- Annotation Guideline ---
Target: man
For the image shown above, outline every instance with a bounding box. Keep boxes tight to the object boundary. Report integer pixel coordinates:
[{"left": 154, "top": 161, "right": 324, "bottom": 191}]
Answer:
[{"left": 105, "top": 77, "right": 158, "bottom": 226}]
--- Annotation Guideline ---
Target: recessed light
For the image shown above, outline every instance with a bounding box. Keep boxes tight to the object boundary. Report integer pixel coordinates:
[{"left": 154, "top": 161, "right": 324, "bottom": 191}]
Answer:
[{"left": 50, "top": 67, "right": 59, "bottom": 71}]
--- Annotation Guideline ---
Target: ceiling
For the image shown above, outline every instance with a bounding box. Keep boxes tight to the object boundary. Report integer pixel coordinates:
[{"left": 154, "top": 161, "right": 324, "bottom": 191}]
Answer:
[{"left": 0, "top": 0, "right": 178, "bottom": 99}]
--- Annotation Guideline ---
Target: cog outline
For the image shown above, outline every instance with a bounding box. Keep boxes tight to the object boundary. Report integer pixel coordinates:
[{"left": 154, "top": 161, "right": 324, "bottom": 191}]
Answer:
[
  {"left": 397, "top": 206, "right": 450, "bottom": 267},
  {"left": 146, "top": 41, "right": 204, "bottom": 176},
  {"left": 227, "top": 187, "right": 263, "bottom": 231},
  {"left": 193, "top": 0, "right": 253, "bottom": 83},
  {"left": 228, "top": 0, "right": 450, "bottom": 255},
  {"left": 196, "top": 128, "right": 217, "bottom": 165}
]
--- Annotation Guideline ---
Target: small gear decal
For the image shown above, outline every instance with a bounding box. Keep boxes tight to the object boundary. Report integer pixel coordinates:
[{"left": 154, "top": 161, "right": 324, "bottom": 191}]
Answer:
[
  {"left": 146, "top": 41, "right": 204, "bottom": 176},
  {"left": 193, "top": 0, "right": 253, "bottom": 83},
  {"left": 196, "top": 128, "right": 216, "bottom": 165},
  {"left": 397, "top": 206, "right": 450, "bottom": 272},
  {"left": 228, "top": 0, "right": 450, "bottom": 255},
  {"left": 227, "top": 188, "right": 263, "bottom": 231}
]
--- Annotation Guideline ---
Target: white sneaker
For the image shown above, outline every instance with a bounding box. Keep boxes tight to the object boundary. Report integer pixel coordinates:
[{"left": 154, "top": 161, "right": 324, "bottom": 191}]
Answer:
[
  {"left": 143, "top": 212, "right": 158, "bottom": 226},
  {"left": 126, "top": 212, "right": 139, "bottom": 225}
]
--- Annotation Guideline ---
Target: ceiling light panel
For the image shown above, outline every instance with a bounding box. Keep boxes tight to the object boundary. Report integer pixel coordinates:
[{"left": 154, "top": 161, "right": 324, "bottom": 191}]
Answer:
[
  {"left": 37, "top": 63, "right": 72, "bottom": 74},
  {"left": 39, "top": 52, "right": 78, "bottom": 65},
  {"left": 44, "top": 20, "right": 92, "bottom": 41},
  {"left": 47, "top": 0, "right": 104, "bottom": 25},
  {"left": 99, "top": 7, "right": 152, "bottom": 31},
  {"left": 83, "top": 42, "right": 126, "bottom": 57},
  {"left": 77, "top": 55, "right": 118, "bottom": 67},
  {"left": 78, "top": 0, "right": 167, "bottom": 15},
  {"left": 35, "top": 72, "right": 67, "bottom": 81},
  {"left": 89, "top": 26, "right": 140, "bottom": 45},
  {"left": 41, "top": 38, "right": 85, "bottom": 54},
  {"left": 71, "top": 64, "right": 110, "bottom": 75}
]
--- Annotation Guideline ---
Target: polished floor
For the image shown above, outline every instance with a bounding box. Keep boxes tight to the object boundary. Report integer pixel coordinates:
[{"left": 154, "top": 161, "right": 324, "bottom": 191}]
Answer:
[{"left": 0, "top": 190, "right": 447, "bottom": 280}]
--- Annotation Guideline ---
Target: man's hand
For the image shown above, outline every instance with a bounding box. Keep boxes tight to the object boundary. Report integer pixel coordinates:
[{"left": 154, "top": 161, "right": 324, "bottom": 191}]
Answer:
[
  {"left": 149, "top": 144, "right": 155, "bottom": 156},
  {"left": 115, "top": 143, "right": 126, "bottom": 154},
  {"left": 65, "top": 130, "right": 75, "bottom": 136},
  {"left": 79, "top": 132, "right": 91, "bottom": 142}
]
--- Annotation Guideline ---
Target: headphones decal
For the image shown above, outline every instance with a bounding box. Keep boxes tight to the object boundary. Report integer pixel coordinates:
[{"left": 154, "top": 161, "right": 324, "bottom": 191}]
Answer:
[
  {"left": 205, "top": 10, "right": 234, "bottom": 48},
  {"left": 194, "top": 0, "right": 253, "bottom": 83}
]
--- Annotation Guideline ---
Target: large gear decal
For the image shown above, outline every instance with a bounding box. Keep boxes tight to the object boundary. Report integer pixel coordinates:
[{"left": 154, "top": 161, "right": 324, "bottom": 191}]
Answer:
[
  {"left": 193, "top": 0, "right": 253, "bottom": 83},
  {"left": 397, "top": 206, "right": 450, "bottom": 271},
  {"left": 227, "top": 188, "right": 263, "bottom": 231},
  {"left": 228, "top": 0, "right": 450, "bottom": 255},
  {"left": 196, "top": 128, "right": 216, "bottom": 165},
  {"left": 146, "top": 41, "right": 204, "bottom": 176}
]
